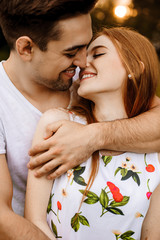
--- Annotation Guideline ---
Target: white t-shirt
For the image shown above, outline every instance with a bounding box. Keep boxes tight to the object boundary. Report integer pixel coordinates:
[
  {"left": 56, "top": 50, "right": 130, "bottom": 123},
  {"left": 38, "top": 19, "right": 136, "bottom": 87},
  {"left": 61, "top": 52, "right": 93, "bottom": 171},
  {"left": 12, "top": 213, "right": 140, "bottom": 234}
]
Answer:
[{"left": 0, "top": 61, "right": 42, "bottom": 216}]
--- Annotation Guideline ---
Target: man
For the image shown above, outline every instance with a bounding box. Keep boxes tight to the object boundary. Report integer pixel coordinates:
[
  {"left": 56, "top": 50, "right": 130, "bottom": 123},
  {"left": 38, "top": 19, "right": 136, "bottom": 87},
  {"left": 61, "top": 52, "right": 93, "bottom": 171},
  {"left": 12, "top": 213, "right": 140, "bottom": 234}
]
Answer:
[
  {"left": 0, "top": 0, "right": 98, "bottom": 239},
  {"left": 0, "top": 0, "right": 160, "bottom": 239}
]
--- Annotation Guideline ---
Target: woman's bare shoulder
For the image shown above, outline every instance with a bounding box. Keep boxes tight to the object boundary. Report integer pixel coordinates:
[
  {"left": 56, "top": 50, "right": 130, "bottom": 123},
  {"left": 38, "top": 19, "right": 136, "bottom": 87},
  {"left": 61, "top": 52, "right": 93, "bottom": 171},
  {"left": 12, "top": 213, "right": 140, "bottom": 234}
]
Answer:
[{"left": 40, "top": 107, "right": 70, "bottom": 124}]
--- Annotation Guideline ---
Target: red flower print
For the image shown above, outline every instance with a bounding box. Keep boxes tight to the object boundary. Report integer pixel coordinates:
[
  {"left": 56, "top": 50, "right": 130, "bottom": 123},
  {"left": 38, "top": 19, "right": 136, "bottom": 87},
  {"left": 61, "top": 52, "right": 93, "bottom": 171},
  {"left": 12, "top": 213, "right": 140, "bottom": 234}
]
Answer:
[
  {"left": 107, "top": 181, "right": 115, "bottom": 189},
  {"left": 144, "top": 153, "right": 155, "bottom": 172},
  {"left": 145, "top": 164, "right": 155, "bottom": 172},
  {"left": 57, "top": 201, "right": 62, "bottom": 210},
  {"left": 146, "top": 179, "right": 152, "bottom": 200},
  {"left": 107, "top": 182, "right": 120, "bottom": 193},
  {"left": 107, "top": 181, "right": 123, "bottom": 202},
  {"left": 146, "top": 192, "right": 152, "bottom": 199},
  {"left": 113, "top": 192, "right": 123, "bottom": 202}
]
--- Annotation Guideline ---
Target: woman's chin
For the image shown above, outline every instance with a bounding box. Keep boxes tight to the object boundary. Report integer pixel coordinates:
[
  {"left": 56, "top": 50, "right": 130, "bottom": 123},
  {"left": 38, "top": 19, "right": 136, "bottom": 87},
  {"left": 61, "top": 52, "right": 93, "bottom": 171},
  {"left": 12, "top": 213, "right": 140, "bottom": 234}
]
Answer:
[{"left": 78, "top": 91, "right": 88, "bottom": 99}]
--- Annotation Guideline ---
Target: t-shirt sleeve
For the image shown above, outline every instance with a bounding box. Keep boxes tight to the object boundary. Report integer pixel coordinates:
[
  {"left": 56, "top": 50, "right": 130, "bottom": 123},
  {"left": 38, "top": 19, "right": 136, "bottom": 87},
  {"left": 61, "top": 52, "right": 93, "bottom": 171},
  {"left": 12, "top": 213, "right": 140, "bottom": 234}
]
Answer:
[{"left": 0, "top": 118, "right": 6, "bottom": 154}]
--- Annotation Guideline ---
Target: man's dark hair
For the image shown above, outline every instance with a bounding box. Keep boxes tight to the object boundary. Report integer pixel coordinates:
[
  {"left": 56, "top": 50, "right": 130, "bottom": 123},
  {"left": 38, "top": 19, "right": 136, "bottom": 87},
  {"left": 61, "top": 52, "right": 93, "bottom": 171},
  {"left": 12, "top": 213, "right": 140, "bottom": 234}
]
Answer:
[{"left": 0, "top": 0, "right": 98, "bottom": 50}]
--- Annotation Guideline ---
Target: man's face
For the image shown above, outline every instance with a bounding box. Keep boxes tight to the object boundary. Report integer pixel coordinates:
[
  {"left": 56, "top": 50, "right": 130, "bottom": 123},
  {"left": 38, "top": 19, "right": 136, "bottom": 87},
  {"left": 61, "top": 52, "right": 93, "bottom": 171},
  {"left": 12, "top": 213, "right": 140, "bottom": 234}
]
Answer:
[{"left": 32, "top": 14, "right": 92, "bottom": 91}]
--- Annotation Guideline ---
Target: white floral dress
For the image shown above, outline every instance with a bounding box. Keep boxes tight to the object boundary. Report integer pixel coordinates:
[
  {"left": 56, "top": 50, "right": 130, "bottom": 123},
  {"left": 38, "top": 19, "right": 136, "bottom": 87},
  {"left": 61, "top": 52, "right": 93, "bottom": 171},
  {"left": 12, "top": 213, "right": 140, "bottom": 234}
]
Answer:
[{"left": 47, "top": 113, "right": 160, "bottom": 240}]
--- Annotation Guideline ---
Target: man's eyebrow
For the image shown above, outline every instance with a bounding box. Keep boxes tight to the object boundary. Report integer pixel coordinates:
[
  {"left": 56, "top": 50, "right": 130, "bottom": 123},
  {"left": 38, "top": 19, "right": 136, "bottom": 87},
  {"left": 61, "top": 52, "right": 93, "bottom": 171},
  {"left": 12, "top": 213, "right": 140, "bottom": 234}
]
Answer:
[{"left": 63, "top": 44, "right": 87, "bottom": 52}]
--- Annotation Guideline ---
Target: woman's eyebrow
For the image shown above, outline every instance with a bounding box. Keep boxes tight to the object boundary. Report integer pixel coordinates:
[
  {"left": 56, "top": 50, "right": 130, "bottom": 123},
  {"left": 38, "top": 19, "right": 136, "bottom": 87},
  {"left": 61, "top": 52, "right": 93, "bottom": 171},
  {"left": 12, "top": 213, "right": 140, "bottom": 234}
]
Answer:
[{"left": 91, "top": 45, "right": 108, "bottom": 52}]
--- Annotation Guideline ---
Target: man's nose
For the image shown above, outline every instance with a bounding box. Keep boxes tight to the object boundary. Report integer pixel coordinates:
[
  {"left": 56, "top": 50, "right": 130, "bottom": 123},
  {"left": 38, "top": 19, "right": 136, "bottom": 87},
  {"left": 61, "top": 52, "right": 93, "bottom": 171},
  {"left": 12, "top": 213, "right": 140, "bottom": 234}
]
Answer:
[{"left": 73, "top": 48, "right": 87, "bottom": 69}]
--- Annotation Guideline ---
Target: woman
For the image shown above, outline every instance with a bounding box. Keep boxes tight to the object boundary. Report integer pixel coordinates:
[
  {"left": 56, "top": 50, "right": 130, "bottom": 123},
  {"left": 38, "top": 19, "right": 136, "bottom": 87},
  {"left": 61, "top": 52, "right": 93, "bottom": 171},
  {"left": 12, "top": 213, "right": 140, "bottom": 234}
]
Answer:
[{"left": 25, "top": 27, "right": 160, "bottom": 240}]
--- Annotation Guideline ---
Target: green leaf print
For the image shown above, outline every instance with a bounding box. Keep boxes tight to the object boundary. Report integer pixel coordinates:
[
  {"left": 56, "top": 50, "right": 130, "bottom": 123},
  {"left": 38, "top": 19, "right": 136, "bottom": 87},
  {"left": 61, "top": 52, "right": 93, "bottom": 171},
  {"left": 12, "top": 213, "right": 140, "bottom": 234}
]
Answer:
[
  {"left": 51, "top": 220, "right": 57, "bottom": 237},
  {"left": 121, "top": 170, "right": 133, "bottom": 180},
  {"left": 73, "top": 166, "right": 87, "bottom": 186},
  {"left": 80, "top": 187, "right": 130, "bottom": 218},
  {"left": 79, "top": 215, "right": 90, "bottom": 227},
  {"left": 47, "top": 193, "right": 54, "bottom": 214},
  {"left": 79, "top": 190, "right": 99, "bottom": 198},
  {"left": 84, "top": 197, "right": 99, "bottom": 204},
  {"left": 110, "top": 196, "right": 130, "bottom": 207},
  {"left": 106, "top": 207, "right": 124, "bottom": 215},
  {"left": 71, "top": 213, "right": 89, "bottom": 232},
  {"left": 121, "top": 168, "right": 128, "bottom": 177},
  {"left": 74, "top": 166, "right": 85, "bottom": 175},
  {"left": 132, "top": 172, "right": 140, "bottom": 186},
  {"left": 51, "top": 220, "right": 62, "bottom": 238},
  {"left": 115, "top": 160, "right": 141, "bottom": 186},
  {"left": 113, "top": 230, "right": 135, "bottom": 240},
  {"left": 102, "top": 155, "right": 112, "bottom": 166},
  {"left": 114, "top": 167, "right": 122, "bottom": 176},
  {"left": 74, "top": 175, "right": 87, "bottom": 186},
  {"left": 120, "top": 230, "right": 135, "bottom": 239},
  {"left": 71, "top": 213, "right": 80, "bottom": 232},
  {"left": 99, "top": 189, "right": 109, "bottom": 208},
  {"left": 122, "top": 238, "right": 135, "bottom": 240},
  {"left": 79, "top": 190, "right": 99, "bottom": 204}
]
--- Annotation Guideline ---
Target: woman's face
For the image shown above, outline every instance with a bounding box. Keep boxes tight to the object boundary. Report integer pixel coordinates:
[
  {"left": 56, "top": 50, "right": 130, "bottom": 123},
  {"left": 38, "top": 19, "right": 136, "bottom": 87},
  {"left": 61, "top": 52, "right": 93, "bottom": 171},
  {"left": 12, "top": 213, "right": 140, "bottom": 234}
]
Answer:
[{"left": 78, "top": 34, "right": 128, "bottom": 100}]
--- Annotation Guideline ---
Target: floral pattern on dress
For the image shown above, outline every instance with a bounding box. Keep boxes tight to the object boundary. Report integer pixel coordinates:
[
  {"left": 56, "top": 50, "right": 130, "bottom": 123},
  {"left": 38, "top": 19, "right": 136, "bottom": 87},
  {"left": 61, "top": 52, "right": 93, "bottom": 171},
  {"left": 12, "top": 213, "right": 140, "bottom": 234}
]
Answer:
[
  {"left": 47, "top": 151, "right": 159, "bottom": 240},
  {"left": 71, "top": 212, "right": 90, "bottom": 232},
  {"left": 114, "top": 157, "right": 141, "bottom": 186},
  {"left": 112, "top": 230, "right": 135, "bottom": 240},
  {"left": 77, "top": 182, "right": 130, "bottom": 218},
  {"left": 46, "top": 117, "right": 160, "bottom": 240}
]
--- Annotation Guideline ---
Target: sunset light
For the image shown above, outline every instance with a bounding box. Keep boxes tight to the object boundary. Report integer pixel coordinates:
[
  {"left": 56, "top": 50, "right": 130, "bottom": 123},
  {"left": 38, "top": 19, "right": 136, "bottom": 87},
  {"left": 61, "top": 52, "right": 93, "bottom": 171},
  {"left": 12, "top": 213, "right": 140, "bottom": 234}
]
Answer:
[{"left": 114, "top": 5, "right": 127, "bottom": 18}]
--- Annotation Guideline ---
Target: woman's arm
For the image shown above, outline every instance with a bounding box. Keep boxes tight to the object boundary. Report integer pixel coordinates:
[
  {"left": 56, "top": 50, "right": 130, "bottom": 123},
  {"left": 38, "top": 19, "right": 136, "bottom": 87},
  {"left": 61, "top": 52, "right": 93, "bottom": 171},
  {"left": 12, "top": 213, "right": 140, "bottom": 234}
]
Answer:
[
  {"left": 140, "top": 152, "right": 160, "bottom": 240},
  {"left": 25, "top": 108, "right": 70, "bottom": 239}
]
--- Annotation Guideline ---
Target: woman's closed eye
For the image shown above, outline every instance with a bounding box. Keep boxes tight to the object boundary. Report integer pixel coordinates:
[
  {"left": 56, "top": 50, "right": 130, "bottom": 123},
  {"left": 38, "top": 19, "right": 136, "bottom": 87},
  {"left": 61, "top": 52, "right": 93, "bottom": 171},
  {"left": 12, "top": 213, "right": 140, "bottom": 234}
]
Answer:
[{"left": 93, "top": 53, "right": 106, "bottom": 58}]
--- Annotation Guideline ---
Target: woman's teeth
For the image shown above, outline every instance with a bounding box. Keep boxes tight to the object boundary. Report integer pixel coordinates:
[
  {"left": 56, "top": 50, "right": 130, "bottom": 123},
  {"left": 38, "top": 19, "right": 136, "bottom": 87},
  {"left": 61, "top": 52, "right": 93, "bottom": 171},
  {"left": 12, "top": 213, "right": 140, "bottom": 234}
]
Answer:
[{"left": 81, "top": 74, "right": 95, "bottom": 79}]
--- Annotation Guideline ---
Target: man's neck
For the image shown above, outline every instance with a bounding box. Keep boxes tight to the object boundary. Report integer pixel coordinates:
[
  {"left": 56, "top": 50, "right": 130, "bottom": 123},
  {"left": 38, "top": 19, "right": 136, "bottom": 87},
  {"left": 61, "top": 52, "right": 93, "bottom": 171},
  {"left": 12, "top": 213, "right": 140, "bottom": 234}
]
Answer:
[
  {"left": 26, "top": 90, "right": 71, "bottom": 113},
  {"left": 3, "top": 56, "right": 70, "bottom": 113}
]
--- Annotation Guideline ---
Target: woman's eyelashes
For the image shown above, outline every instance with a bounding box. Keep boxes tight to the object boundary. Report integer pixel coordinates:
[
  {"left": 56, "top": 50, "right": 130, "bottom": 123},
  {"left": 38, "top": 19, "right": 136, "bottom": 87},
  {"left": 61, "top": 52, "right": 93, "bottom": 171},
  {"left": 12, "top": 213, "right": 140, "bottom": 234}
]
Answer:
[{"left": 93, "top": 53, "right": 106, "bottom": 58}]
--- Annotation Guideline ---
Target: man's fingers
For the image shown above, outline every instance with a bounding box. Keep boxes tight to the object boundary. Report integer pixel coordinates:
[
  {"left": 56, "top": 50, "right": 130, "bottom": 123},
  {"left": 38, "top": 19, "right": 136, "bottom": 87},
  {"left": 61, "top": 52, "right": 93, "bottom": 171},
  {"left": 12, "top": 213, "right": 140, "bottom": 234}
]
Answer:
[
  {"left": 28, "top": 141, "right": 48, "bottom": 156},
  {"left": 47, "top": 164, "right": 69, "bottom": 180},
  {"left": 27, "top": 152, "right": 52, "bottom": 169},
  {"left": 28, "top": 146, "right": 63, "bottom": 169},
  {"left": 34, "top": 158, "right": 62, "bottom": 178},
  {"left": 44, "top": 120, "right": 64, "bottom": 139},
  {"left": 28, "top": 137, "right": 56, "bottom": 156}
]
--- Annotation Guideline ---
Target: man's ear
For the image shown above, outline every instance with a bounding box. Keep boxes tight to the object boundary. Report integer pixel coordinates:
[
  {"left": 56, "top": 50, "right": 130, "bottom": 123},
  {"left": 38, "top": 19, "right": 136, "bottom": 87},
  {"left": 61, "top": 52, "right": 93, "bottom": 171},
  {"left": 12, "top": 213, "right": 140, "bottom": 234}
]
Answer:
[{"left": 16, "top": 36, "right": 34, "bottom": 61}]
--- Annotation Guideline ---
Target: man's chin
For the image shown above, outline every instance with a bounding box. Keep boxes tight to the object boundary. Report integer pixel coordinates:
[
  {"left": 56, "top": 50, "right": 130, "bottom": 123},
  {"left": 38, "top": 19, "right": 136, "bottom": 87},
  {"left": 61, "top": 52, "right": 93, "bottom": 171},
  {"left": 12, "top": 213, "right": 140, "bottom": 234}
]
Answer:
[{"left": 51, "top": 78, "right": 73, "bottom": 91}]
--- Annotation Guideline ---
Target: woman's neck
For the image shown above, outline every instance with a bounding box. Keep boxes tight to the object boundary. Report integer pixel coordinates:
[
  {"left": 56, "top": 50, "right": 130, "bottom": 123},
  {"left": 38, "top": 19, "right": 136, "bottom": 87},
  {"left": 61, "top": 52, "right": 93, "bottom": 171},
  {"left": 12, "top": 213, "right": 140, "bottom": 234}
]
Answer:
[{"left": 92, "top": 91, "right": 128, "bottom": 122}]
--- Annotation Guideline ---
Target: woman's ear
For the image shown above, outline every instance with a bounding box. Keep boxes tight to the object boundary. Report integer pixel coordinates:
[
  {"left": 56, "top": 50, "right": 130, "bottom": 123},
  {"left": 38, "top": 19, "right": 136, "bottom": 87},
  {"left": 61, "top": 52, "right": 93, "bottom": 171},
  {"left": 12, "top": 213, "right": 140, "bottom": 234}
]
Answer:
[{"left": 15, "top": 36, "right": 34, "bottom": 61}]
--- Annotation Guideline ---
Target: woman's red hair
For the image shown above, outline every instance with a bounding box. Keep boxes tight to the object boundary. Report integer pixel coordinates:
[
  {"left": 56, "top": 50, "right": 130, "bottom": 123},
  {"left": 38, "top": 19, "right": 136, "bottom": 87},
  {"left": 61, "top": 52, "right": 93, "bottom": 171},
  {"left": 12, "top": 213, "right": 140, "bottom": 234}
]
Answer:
[{"left": 71, "top": 27, "right": 160, "bottom": 209}]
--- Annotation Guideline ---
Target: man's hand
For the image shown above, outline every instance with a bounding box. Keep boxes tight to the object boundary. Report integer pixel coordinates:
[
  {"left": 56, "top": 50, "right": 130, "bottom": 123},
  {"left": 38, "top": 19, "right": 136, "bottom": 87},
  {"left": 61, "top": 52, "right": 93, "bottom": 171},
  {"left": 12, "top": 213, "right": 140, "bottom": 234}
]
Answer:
[
  {"left": 28, "top": 120, "right": 99, "bottom": 179},
  {"left": 28, "top": 95, "right": 160, "bottom": 180}
]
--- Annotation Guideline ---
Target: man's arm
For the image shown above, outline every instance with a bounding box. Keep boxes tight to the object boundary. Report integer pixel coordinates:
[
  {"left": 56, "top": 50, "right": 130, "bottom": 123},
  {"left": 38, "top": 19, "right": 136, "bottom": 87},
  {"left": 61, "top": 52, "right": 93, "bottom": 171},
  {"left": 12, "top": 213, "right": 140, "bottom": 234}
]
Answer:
[
  {"left": 28, "top": 96, "right": 160, "bottom": 179},
  {"left": 0, "top": 154, "right": 50, "bottom": 240}
]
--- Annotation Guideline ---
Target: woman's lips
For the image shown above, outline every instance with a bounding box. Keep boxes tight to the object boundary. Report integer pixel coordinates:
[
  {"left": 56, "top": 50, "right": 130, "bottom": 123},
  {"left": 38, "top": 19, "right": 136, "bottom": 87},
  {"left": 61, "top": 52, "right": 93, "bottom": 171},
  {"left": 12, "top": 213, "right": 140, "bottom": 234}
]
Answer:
[{"left": 80, "top": 72, "right": 96, "bottom": 82}]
